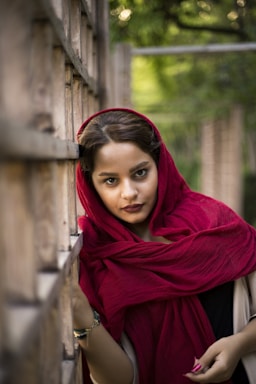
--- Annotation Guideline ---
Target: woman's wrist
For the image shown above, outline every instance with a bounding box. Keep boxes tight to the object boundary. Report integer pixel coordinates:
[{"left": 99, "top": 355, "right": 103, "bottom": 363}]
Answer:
[
  {"left": 73, "top": 302, "right": 94, "bottom": 329},
  {"left": 74, "top": 310, "right": 101, "bottom": 340},
  {"left": 232, "top": 319, "right": 256, "bottom": 357}
]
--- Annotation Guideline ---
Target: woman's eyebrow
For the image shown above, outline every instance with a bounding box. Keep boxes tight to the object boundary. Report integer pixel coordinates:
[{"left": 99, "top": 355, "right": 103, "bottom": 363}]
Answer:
[
  {"left": 98, "top": 171, "right": 118, "bottom": 177},
  {"left": 97, "top": 161, "right": 150, "bottom": 177},
  {"left": 129, "top": 161, "right": 149, "bottom": 173}
]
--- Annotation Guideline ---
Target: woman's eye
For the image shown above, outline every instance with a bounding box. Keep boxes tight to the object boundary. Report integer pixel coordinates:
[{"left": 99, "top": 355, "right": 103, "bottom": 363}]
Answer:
[
  {"left": 135, "top": 169, "right": 147, "bottom": 178},
  {"left": 105, "top": 177, "right": 116, "bottom": 185}
]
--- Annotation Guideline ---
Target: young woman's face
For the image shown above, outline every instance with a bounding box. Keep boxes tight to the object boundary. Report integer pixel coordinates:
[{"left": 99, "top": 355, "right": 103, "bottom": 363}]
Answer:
[{"left": 92, "top": 141, "right": 158, "bottom": 231}]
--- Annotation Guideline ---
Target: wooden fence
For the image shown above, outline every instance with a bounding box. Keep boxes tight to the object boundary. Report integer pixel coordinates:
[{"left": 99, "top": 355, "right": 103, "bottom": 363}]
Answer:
[
  {"left": 0, "top": 0, "right": 110, "bottom": 383},
  {"left": 201, "top": 106, "right": 243, "bottom": 215}
]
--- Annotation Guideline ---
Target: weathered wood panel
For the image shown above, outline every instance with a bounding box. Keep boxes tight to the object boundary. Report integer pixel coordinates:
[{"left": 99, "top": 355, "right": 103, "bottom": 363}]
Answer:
[
  {"left": 2, "top": 163, "right": 37, "bottom": 302},
  {"left": 32, "top": 162, "right": 58, "bottom": 269},
  {"left": 201, "top": 106, "right": 243, "bottom": 214},
  {"left": 0, "top": 0, "right": 110, "bottom": 383},
  {"left": 112, "top": 43, "right": 132, "bottom": 108}
]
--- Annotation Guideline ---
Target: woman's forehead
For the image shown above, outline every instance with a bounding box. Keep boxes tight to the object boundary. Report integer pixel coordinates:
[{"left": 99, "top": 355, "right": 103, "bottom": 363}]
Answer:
[{"left": 93, "top": 142, "right": 153, "bottom": 172}]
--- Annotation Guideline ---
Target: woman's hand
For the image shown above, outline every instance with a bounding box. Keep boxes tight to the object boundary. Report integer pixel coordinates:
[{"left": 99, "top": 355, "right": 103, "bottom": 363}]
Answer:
[
  {"left": 71, "top": 278, "right": 134, "bottom": 384},
  {"left": 184, "top": 334, "right": 242, "bottom": 383},
  {"left": 72, "top": 279, "right": 94, "bottom": 329},
  {"left": 185, "top": 318, "right": 256, "bottom": 383}
]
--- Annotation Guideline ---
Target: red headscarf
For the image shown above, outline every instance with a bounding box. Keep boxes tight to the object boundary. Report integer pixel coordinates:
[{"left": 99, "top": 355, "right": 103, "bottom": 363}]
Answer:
[{"left": 76, "top": 108, "right": 256, "bottom": 384}]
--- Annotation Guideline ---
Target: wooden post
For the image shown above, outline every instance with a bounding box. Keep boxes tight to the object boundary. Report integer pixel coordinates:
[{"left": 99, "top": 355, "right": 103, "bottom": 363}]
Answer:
[
  {"left": 201, "top": 106, "right": 243, "bottom": 214},
  {"left": 226, "top": 105, "right": 243, "bottom": 214},
  {"left": 0, "top": 0, "right": 34, "bottom": 126},
  {"left": 52, "top": 47, "right": 66, "bottom": 139},
  {"left": 112, "top": 43, "right": 132, "bottom": 108},
  {"left": 96, "top": 0, "right": 111, "bottom": 108},
  {"left": 2, "top": 163, "right": 37, "bottom": 301},
  {"left": 201, "top": 120, "right": 216, "bottom": 198},
  {"left": 70, "top": 0, "right": 82, "bottom": 57},
  {"left": 32, "top": 162, "right": 58, "bottom": 270},
  {"left": 31, "top": 20, "right": 53, "bottom": 132}
]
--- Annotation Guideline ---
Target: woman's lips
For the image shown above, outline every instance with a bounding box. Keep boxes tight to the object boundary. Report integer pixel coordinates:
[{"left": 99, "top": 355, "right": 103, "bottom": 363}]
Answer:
[{"left": 122, "top": 204, "right": 143, "bottom": 213}]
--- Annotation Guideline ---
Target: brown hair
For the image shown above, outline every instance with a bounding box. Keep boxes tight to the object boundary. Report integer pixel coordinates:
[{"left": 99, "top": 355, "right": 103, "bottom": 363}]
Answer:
[{"left": 78, "top": 110, "right": 161, "bottom": 175}]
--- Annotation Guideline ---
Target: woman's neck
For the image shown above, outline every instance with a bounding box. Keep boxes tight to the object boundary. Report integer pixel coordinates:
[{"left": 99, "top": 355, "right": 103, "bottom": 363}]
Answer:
[
  {"left": 127, "top": 222, "right": 171, "bottom": 243},
  {"left": 126, "top": 221, "right": 150, "bottom": 240}
]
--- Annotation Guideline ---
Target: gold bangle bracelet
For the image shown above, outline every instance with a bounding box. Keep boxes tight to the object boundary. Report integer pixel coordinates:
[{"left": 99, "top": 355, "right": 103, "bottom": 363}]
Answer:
[{"left": 73, "top": 310, "right": 101, "bottom": 340}]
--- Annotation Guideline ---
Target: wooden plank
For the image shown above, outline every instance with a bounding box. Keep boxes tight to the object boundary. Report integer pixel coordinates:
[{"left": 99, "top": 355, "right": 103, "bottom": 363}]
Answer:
[
  {"left": 58, "top": 235, "right": 83, "bottom": 277},
  {"left": 5, "top": 253, "right": 79, "bottom": 357},
  {"left": 0, "top": 166, "right": 6, "bottom": 364},
  {"left": 88, "top": 92, "right": 98, "bottom": 116},
  {"left": 201, "top": 108, "right": 243, "bottom": 214},
  {"left": 112, "top": 43, "right": 132, "bottom": 108},
  {"left": 39, "top": 0, "right": 97, "bottom": 93},
  {"left": 5, "top": 305, "right": 39, "bottom": 355},
  {"left": 92, "top": 36, "right": 97, "bottom": 81},
  {"left": 246, "top": 131, "right": 256, "bottom": 172},
  {"left": 62, "top": 348, "right": 84, "bottom": 384},
  {"left": 75, "top": 348, "right": 84, "bottom": 384},
  {"left": 65, "top": 72, "right": 78, "bottom": 237},
  {"left": 38, "top": 272, "right": 66, "bottom": 384},
  {"left": 0, "top": 265, "right": 3, "bottom": 362},
  {"left": 31, "top": 162, "right": 58, "bottom": 270},
  {"left": 90, "top": 0, "right": 96, "bottom": 24},
  {"left": 0, "top": 0, "right": 35, "bottom": 126},
  {"left": 72, "top": 76, "right": 83, "bottom": 135},
  {"left": 38, "top": 272, "right": 60, "bottom": 306},
  {"left": 81, "top": 13, "right": 88, "bottom": 69},
  {"left": 65, "top": 65, "right": 74, "bottom": 141},
  {"left": 4, "top": 264, "right": 78, "bottom": 381},
  {"left": 0, "top": 365, "right": 5, "bottom": 382},
  {"left": 31, "top": 20, "right": 53, "bottom": 132},
  {"left": 51, "top": 0, "right": 63, "bottom": 20},
  {"left": 53, "top": 47, "right": 66, "bottom": 139},
  {"left": 39, "top": 301, "right": 62, "bottom": 384},
  {"left": 8, "top": 338, "right": 41, "bottom": 384},
  {"left": 87, "top": 27, "right": 94, "bottom": 77},
  {"left": 62, "top": 360, "right": 75, "bottom": 384},
  {"left": 74, "top": 76, "right": 85, "bottom": 220},
  {"left": 223, "top": 106, "right": 243, "bottom": 214},
  {"left": 0, "top": 119, "right": 79, "bottom": 159},
  {"left": 132, "top": 42, "right": 256, "bottom": 56},
  {"left": 70, "top": 0, "right": 82, "bottom": 57},
  {"left": 201, "top": 120, "right": 216, "bottom": 198},
  {"left": 96, "top": 0, "right": 110, "bottom": 108},
  {"left": 61, "top": 275, "right": 75, "bottom": 359},
  {"left": 82, "top": 84, "right": 89, "bottom": 121},
  {"left": 68, "top": 162, "right": 78, "bottom": 235},
  {"left": 2, "top": 163, "right": 37, "bottom": 302},
  {"left": 81, "top": 0, "right": 94, "bottom": 28},
  {"left": 62, "top": 0, "right": 71, "bottom": 39},
  {"left": 57, "top": 162, "right": 70, "bottom": 251}
]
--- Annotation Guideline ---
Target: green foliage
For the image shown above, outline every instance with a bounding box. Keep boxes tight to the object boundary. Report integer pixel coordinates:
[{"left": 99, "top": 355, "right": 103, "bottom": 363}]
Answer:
[
  {"left": 110, "top": 0, "right": 256, "bottom": 121},
  {"left": 109, "top": 0, "right": 256, "bottom": 46},
  {"left": 146, "top": 112, "right": 201, "bottom": 190},
  {"left": 109, "top": 0, "right": 256, "bottom": 188}
]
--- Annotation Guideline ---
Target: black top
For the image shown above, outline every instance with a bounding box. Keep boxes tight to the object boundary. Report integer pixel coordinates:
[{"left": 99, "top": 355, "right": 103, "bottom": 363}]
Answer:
[{"left": 199, "top": 281, "right": 249, "bottom": 384}]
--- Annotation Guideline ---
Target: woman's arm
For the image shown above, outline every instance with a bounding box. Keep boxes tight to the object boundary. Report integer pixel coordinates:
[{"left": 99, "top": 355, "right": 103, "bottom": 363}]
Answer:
[
  {"left": 185, "top": 319, "right": 256, "bottom": 383},
  {"left": 72, "top": 282, "right": 134, "bottom": 384}
]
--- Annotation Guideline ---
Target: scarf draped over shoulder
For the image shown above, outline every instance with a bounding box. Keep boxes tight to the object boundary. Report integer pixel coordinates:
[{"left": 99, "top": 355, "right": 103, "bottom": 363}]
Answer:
[{"left": 76, "top": 108, "right": 256, "bottom": 384}]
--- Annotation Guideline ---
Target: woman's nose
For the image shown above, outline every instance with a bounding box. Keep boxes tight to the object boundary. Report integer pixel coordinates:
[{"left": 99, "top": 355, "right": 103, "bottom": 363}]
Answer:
[{"left": 120, "top": 180, "right": 138, "bottom": 200}]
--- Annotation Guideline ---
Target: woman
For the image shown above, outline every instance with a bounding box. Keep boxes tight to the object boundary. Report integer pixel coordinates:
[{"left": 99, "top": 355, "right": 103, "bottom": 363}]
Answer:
[{"left": 73, "top": 108, "right": 256, "bottom": 384}]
